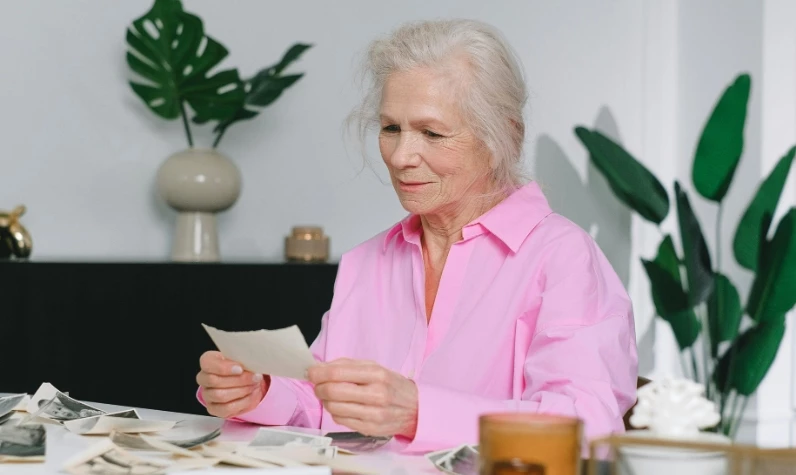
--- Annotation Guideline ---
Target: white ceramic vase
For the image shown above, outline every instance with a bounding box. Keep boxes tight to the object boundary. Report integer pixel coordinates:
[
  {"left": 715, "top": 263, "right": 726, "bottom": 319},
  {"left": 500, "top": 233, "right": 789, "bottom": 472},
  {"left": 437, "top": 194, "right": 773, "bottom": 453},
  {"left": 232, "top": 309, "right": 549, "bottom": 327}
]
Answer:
[
  {"left": 156, "top": 148, "right": 241, "bottom": 262},
  {"left": 616, "top": 430, "right": 730, "bottom": 475}
]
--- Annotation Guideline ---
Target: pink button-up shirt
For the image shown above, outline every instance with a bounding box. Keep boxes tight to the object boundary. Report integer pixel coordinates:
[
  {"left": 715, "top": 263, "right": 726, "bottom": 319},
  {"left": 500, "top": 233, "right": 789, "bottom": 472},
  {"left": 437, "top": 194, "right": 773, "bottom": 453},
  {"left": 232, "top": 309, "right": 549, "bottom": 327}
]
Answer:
[{"left": 200, "top": 181, "right": 638, "bottom": 454}]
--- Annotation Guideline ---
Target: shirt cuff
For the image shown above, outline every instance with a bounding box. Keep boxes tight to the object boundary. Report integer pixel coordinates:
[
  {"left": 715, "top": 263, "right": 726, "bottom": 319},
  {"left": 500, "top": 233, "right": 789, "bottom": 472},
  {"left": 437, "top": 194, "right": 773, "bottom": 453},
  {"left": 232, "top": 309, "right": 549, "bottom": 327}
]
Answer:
[
  {"left": 195, "top": 377, "right": 299, "bottom": 426},
  {"left": 233, "top": 377, "right": 299, "bottom": 426},
  {"left": 397, "top": 382, "right": 487, "bottom": 453}
]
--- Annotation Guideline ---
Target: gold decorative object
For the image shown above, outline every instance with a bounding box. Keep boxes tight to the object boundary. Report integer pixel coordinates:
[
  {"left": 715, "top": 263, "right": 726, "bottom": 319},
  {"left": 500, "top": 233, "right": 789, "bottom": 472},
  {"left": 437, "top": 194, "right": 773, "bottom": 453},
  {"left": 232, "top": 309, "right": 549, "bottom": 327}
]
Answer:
[
  {"left": 0, "top": 205, "right": 32, "bottom": 259},
  {"left": 284, "top": 226, "right": 329, "bottom": 263}
]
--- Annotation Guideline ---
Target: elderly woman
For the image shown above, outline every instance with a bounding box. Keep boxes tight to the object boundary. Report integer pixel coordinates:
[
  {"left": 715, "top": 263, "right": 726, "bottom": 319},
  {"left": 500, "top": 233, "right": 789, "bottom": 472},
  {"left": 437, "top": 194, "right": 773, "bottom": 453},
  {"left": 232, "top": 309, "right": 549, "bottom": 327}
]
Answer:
[{"left": 196, "top": 19, "right": 637, "bottom": 453}]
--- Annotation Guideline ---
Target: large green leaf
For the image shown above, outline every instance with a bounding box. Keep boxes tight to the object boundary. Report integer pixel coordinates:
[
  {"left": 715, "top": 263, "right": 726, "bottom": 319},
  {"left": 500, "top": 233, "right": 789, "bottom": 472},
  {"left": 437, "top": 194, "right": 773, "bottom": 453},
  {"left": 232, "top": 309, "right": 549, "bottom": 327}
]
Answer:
[
  {"left": 643, "top": 259, "right": 688, "bottom": 316},
  {"left": 206, "top": 43, "right": 312, "bottom": 140},
  {"left": 126, "top": 0, "right": 244, "bottom": 123},
  {"left": 692, "top": 73, "right": 751, "bottom": 202},
  {"left": 714, "top": 321, "right": 785, "bottom": 396},
  {"left": 642, "top": 235, "right": 701, "bottom": 349},
  {"left": 707, "top": 273, "right": 742, "bottom": 357},
  {"left": 747, "top": 209, "right": 796, "bottom": 323},
  {"left": 574, "top": 127, "right": 669, "bottom": 224},
  {"left": 675, "top": 182, "right": 714, "bottom": 306},
  {"left": 266, "top": 43, "right": 313, "bottom": 76},
  {"left": 733, "top": 146, "right": 796, "bottom": 270}
]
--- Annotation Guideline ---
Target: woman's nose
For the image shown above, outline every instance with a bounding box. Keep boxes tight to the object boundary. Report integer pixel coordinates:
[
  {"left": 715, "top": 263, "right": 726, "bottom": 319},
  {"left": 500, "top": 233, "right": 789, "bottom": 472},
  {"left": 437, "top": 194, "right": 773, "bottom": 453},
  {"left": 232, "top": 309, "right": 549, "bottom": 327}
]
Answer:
[{"left": 388, "top": 133, "right": 422, "bottom": 169}]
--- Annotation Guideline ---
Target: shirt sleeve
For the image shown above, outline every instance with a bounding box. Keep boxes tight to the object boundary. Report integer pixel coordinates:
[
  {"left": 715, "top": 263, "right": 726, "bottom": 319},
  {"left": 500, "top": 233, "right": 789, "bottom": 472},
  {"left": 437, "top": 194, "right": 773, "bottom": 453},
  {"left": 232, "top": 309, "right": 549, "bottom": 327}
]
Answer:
[
  {"left": 195, "top": 309, "right": 330, "bottom": 428},
  {"left": 398, "top": 230, "right": 638, "bottom": 455}
]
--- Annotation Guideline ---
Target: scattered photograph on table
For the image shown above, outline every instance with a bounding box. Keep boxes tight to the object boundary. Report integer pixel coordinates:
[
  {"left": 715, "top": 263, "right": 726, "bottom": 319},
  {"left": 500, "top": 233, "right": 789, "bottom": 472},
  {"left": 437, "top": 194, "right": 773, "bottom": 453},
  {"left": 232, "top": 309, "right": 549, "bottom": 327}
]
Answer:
[
  {"left": 426, "top": 448, "right": 452, "bottom": 466},
  {"left": 257, "top": 444, "right": 339, "bottom": 461},
  {"left": 63, "top": 413, "right": 174, "bottom": 436},
  {"left": 325, "top": 431, "right": 391, "bottom": 453},
  {"left": 36, "top": 393, "right": 105, "bottom": 421},
  {"left": 165, "top": 427, "right": 221, "bottom": 448},
  {"left": 12, "top": 394, "right": 31, "bottom": 412},
  {"left": 109, "top": 431, "right": 154, "bottom": 451},
  {"left": 250, "top": 427, "right": 332, "bottom": 448},
  {"left": 112, "top": 427, "right": 221, "bottom": 451},
  {"left": 314, "top": 445, "right": 338, "bottom": 458},
  {"left": 104, "top": 409, "right": 140, "bottom": 420},
  {"left": 441, "top": 444, "right": 479, "bottom": 475},
  {"left": 0, "top": 412, "right": 14, "bottom": 426},
  {"left": 63, "top": 440, "right": 171, "bottom": 475},
  {"left": 0, "top": 394, "right": 26, "bottom": 420},
  {"left": 107, "top": 431, "right": 201, "bottom": 459},
  {"left": 0, "top": 424, "right": 45, "bottom": 461},
  {"left": 68, "top": 451, "right": 169, "bottom": 475},
  {"left": 28, "top": 382, "right": 105, "bottom": 422}
]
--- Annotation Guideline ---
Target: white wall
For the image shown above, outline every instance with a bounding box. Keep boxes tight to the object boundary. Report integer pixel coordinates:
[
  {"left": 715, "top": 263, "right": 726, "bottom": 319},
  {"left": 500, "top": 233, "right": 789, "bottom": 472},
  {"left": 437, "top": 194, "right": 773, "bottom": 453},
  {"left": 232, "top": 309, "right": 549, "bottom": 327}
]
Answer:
[{"left": 0, "top": 0, "right": 645, "bottom": 265}]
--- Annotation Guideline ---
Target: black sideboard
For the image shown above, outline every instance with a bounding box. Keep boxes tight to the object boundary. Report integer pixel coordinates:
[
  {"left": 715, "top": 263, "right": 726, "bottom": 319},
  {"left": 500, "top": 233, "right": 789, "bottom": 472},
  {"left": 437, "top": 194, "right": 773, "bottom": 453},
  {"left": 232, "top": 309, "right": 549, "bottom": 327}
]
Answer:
[{"left": 0, "top": 261, "right": 337, "bottom": 415}]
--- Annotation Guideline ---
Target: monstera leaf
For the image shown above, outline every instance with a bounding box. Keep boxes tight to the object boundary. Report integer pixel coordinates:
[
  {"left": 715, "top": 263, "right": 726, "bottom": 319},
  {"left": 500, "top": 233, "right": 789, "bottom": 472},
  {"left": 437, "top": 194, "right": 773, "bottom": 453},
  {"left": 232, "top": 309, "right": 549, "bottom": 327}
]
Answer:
[
  {"left": 204, "top": 43, "right": 312, "bottom": 146},
  {"left": 574, "top": 127, "right": 669, "bottom": 224},
  {"left": 733, "top": 146, "right": 796, "bottom": 271},
  {"left": 692, "top": 73, "right": 751, "bottom": 202},
  {"left": 126, "top": 0, "right": 245, "bottom": 134}
]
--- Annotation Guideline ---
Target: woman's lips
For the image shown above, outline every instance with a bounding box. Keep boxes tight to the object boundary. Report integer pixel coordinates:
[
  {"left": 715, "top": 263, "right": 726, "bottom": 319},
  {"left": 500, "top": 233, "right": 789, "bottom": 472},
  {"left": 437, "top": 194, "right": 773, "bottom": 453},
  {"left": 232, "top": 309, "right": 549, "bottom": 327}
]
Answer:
[{"left": 398, "top": 181, "right": 429, "bottom": 192}]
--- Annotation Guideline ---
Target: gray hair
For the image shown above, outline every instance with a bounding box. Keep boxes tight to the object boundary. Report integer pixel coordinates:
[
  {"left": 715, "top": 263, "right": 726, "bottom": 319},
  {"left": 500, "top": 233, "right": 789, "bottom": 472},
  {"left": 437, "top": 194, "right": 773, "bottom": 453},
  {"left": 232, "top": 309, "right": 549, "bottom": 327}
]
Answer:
[{"left": 347, "top": 18, "right": 529, "bottom": 191}]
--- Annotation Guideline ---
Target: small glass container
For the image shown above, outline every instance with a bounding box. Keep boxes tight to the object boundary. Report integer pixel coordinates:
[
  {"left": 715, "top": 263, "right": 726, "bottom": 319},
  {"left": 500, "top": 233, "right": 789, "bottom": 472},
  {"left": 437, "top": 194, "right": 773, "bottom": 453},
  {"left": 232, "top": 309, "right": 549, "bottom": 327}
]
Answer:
[
  {"left": 479, "top": 413, "right": 582, "bottom": 475},
  {"left": 284, "top": 226, "right": 329, "bottom": 263}
]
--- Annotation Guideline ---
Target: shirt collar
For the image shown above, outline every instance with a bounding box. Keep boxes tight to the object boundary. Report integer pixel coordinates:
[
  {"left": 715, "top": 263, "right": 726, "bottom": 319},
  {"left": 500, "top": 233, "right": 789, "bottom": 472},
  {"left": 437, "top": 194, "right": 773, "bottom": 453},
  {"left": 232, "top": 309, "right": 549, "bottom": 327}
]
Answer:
[
  {"left": 383, "top": 181, "right": 553, "bottom": 253},
  {"left": 469, "top": 181, "right": 553, "bottom": 252}
]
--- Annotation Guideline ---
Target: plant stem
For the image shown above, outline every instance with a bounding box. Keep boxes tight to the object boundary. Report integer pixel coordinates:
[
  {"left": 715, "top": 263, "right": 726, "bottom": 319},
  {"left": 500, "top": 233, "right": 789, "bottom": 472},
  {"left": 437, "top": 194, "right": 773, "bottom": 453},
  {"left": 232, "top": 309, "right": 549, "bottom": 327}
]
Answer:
[
  {"left": 212, "top": 127, "right": 226, "bottom": 148},
  {"left": 180, "top": 101, "right": 194, "bottom": 148},
  {"left": 720, "top": 390, "right": 736, "bottom": 435},
  {"left": 716, "top": 204, "right": 723, "bottom": 272},
  {"left": 730, "top": 395, "right": 749, "bottom": 440},
  {"left": 699, "top": 304, "right": 712, "bottom": 399},
  {"left": 690, "top": 346, "right": 700, "bottom": 383}
]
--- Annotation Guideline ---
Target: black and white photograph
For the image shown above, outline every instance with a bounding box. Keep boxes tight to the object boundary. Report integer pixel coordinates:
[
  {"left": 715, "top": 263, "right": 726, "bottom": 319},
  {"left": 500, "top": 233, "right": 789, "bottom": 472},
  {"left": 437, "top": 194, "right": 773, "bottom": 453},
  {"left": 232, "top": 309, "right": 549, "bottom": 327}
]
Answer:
[
  {"left": 28, "top": 382, "right": 106, "bottom": 422},
  {"left": 104, "top": 409, "right": 141, "bottom": 420},
  {"left": 0, "top": 394, "right": 26, "bottom": 420},
  {"left": 249, "top": 427, "right": 332, "bottom": 449},
  {"left": 166, "top": 427, "right": 221, "bottom": 449},
  {"left": 63, "top": 440, "right": 171, "bottom": 475},
  {"left": 63, "top": 412, "right": 174, "bottom": 436},
  {"left": 67, "top": 450, "right": 170, "bottom": 475},
  {"left": 0, "top": 413, "right": 13, "bottom": 426},
  {"left": 109, "top": 431, "right": 155, "bottom": 451},
  {"left": 35, "top": 394, "right": 105, "bottom": 422},
  {"left": 110, "top": 428, "right": 220, "bottom": 452},
  {"left": 0, "top": 424, "right": 46, "bottom": 461},
  {"left": 441, "top": 445, "right": 479, "bottom": 475},
  {"left": 426, "top": 448, "right": 453, "bottom": 467},
  {"left": 325, "top": 431, "right": 391, "bottom": 453}
]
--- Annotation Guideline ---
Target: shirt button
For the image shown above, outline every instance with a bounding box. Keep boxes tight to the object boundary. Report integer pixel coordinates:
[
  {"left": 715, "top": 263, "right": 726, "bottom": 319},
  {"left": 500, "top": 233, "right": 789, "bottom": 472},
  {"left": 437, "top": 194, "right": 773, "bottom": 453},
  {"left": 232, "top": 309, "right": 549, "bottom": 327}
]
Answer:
[{"left": 407, "top": 370, "right": 415, "bottom": 378}]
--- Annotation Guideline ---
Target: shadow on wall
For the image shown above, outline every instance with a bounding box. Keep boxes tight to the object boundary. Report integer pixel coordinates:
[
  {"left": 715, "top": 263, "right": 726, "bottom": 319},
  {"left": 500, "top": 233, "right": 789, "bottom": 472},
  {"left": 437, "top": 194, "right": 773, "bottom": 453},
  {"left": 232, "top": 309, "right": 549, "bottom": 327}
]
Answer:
[{"left": 534, "top": 106, "right": 654, "bottom": 375}]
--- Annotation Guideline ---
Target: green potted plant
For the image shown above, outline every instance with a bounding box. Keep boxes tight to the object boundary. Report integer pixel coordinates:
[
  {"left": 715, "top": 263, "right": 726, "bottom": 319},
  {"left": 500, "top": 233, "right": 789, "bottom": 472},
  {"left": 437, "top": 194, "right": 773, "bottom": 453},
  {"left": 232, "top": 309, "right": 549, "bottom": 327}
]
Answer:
[
  {"left": 574, "top": 72, "right": 796, "bottom": 439},
  {"left": 126, "top": 0, "right": 311, "bottom": 261}
]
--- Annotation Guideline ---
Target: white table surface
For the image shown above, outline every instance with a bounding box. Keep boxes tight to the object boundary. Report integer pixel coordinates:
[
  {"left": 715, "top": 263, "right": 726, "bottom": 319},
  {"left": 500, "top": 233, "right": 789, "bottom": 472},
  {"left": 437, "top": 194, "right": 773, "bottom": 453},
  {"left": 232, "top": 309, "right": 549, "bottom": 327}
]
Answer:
[{"left": 0, "top": 393, "right": 438, "bottom": 475}]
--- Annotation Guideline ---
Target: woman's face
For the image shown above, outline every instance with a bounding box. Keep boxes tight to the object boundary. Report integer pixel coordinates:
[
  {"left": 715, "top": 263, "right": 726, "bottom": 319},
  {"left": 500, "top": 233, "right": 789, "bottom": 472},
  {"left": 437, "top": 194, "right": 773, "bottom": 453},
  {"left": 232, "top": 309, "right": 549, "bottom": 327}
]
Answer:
[{"left": 378, "top": 66, "right": 492, "bottom": 217}]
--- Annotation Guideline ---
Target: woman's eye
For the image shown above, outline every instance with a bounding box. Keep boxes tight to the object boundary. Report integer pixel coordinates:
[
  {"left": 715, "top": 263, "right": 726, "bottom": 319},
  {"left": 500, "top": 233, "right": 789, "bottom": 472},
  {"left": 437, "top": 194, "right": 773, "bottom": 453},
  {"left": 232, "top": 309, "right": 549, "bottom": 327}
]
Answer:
[
  {"left": 424, "top": 130, "right": 443, "bottom": 138},
  {"left": 381, "top": 125, "right": 400, "bottom": 133}
]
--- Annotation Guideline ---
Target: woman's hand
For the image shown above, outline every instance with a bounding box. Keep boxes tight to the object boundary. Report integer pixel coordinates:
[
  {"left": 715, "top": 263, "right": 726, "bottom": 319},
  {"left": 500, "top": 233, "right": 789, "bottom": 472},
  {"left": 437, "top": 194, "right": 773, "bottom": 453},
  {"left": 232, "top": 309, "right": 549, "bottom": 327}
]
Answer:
[
  {"left": 308, "top": 358, "right": 418, "bottom": 439},
  {"left": 196, "top": 351, "right": 269, "bottom": 418}
]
